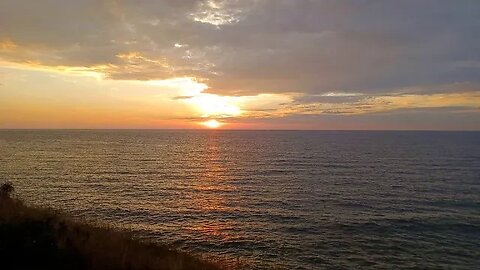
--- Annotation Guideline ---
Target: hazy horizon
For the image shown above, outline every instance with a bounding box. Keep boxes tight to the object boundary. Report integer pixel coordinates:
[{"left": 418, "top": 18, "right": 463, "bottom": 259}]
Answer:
[{"left": 2, "top": 128, "right": 480, "bottom": 131}]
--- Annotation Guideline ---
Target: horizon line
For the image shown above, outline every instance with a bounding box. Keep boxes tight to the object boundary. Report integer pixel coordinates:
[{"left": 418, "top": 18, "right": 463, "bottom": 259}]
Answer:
[{"left": 1, "top": 128, "right": 479, "bottom": 132}]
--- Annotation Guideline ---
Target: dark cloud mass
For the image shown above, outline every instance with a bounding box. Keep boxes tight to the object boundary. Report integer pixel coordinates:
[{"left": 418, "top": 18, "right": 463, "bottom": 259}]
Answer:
[{"left": 1, "top": 0, "right": 479, "bottom": 96}]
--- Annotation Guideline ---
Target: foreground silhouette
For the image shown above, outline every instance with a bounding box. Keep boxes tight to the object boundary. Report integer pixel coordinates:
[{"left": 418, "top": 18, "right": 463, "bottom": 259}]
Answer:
[{"left": 0, "top": 183, "right": 227, "bottom": 270}]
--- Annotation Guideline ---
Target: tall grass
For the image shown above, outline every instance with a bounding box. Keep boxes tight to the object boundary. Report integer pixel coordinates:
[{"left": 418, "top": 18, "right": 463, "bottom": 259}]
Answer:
[{"left": 0, "top": 182, "right": 240, "bottom": 270}]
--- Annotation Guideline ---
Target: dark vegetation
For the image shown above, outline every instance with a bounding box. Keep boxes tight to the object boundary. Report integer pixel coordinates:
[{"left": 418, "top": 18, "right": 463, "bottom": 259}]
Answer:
[{"left": 0, "top": 182, "right": 228, "bottom": 270}]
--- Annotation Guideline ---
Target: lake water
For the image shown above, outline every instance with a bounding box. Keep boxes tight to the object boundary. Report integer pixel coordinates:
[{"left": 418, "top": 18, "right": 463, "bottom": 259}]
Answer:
[{"left": 1, "top": 130, "right": 479, "bottom": 269}]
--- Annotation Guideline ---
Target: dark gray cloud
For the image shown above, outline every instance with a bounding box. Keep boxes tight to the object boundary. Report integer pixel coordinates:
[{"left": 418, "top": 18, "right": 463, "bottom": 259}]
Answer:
[{"left": 0, "top": 0, "right": 479, "bottom": 96}]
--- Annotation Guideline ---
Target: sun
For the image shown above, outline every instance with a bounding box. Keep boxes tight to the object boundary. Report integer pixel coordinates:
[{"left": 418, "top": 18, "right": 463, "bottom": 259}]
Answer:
[{"left": 201, "top": 119, "right": 222, "bottom": 129}]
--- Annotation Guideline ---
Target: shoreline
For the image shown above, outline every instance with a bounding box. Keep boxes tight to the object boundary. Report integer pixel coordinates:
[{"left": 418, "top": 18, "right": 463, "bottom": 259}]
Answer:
[{"left": 0, "top": 184, "right": 243, "bottom": 270}]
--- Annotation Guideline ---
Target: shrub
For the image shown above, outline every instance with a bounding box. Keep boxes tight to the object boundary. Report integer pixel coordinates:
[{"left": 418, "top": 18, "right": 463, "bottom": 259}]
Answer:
[{"left": 0, "top": 182, "right": 14, "bottom": 198}]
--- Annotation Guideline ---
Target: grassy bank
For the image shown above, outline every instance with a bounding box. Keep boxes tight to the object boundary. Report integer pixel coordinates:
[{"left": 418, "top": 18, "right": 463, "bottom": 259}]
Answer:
[{"left": 0, "top": 183, "right": 229, "bottom": 270}]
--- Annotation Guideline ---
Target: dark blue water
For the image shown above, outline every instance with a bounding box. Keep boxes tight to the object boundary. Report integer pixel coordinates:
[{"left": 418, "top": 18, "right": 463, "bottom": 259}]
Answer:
[{"left": 1, "top": 130, "right": 479, "bottom": 269}]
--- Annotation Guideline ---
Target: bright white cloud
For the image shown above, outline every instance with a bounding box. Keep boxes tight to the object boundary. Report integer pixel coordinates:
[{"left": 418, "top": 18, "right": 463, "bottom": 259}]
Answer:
[{"left": 191, "top": 0, "right": 253, "bottom": 26}]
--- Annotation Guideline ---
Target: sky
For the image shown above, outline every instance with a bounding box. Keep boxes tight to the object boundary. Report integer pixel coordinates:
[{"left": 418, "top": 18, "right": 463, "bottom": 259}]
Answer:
[{"left": 0, "top": 0, "right": 479, "bottom": 130}]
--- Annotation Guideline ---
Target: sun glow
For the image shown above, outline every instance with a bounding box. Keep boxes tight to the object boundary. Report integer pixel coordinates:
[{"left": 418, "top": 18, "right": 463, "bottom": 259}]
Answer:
[
  {"left": 186, "top": 94, "right": 242, "bottom": 118},
  {"left": 201, "top": 119, "right": 222, "bottom": 128}
]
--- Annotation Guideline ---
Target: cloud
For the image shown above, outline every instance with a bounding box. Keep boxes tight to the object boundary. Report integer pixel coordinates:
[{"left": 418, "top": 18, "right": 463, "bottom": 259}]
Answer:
[
  {"left": 0, "top": 0, "right": 479, "bottom": 121},
  {"left": 172, "top": 95, "right": 195, "bottom": 100},
  {"left": 191, "top": 0, "right": 256, "bottom": 26},
  {"left": 254, "top": 91, "right": 480, "bottom": 118}
]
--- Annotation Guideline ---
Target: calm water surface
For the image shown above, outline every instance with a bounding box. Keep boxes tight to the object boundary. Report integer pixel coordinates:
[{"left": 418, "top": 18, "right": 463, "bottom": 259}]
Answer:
[{"left": 0, "top": 130, "right": 479, "bottom": 269}]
